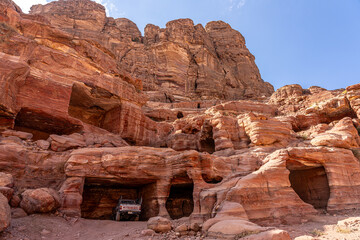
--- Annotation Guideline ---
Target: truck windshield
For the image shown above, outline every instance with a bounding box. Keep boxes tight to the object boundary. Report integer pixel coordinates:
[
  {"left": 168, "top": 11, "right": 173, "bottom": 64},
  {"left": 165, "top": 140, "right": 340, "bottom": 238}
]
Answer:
[{"left": 120, "top": 200, "right": 136, "bottom": 204}]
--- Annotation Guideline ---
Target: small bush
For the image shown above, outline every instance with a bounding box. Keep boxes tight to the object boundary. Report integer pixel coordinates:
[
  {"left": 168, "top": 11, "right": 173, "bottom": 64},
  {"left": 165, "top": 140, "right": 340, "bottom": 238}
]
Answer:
[
  {"left": 310, "top": 229, "right": 324, "bottom": 237},
  {"left": 298, "top": 132, "right": 309, "bottom": 140}
]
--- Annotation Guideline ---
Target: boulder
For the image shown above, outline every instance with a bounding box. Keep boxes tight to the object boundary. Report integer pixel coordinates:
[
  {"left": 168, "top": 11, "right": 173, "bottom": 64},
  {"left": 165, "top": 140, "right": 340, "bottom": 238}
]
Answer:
[
  {"left": 242, "top": 229, "right": 291, "bottom": 240},
  {"left": 147, "top": 216, "right": 172, "bottom": 233},
  {"left": 20, "top": 188, "right": 61, "bottom": 214},
  {"left": 0, "top": 193, "right": 11, "bottom": 232},
  {"left": 189, "top": 222, "right": 201, "bottom": 232},
  {"left": 207, "top": 219, "right": 266, "bottom": 239},
  {"left": 141, "top": 229, "right": 155, "bottom": 236},
  {"left": 175, "top": 223, "right": 188, "bottom": 235}
]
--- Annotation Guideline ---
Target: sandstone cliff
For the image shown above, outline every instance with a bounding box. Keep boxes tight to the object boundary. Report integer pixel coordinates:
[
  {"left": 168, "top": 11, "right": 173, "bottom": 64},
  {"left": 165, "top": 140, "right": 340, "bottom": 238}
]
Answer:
[
  {"left": 29, "top": 0, "right": 274, "bottom": 100},
  {"left": 1, "top": 0, "right": 360, "bottom": 239}
]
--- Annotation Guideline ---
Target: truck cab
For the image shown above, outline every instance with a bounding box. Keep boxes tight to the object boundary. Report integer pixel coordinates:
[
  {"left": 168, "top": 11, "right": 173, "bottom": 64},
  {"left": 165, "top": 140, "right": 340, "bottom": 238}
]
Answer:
[{"left": 113, "top": 197, "right": 141, "bottom": 221}]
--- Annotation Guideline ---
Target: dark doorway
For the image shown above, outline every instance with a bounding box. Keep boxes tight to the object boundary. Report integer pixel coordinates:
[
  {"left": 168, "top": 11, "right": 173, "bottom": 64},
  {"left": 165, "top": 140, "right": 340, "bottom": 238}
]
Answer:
[
  {"left": 177, "top": 111, "right": 184, "bottom": 119},
  {"left": 81, "top": 179, "right": 157, "bottom": 220},
  {"left": 288, "top": 166, "right": 330, "bottom": 209},
  {"left": 199, "top": 122, "right": 215, "bottom": 154},
  {"left": 166, "top": 175, "right": 194, "bottom": 219}
]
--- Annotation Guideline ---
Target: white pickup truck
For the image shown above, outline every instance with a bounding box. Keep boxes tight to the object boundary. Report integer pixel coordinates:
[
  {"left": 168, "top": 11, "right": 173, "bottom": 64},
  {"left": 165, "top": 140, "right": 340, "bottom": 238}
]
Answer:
[{"left": 113, "top": 197, "right": 141, "bottom": 221}]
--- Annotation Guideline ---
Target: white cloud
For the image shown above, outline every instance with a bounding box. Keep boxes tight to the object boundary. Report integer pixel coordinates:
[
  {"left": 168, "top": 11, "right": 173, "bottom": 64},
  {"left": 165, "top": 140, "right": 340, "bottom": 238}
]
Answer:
[
  {"left": 237, "top": 0, "right": 246, "bottom": 8},
  {"left": 12, "top": 0, "right": 49, "bottom": 13},
  {"left": 229, "top": 0, "right": 246, "bottom": 11}
]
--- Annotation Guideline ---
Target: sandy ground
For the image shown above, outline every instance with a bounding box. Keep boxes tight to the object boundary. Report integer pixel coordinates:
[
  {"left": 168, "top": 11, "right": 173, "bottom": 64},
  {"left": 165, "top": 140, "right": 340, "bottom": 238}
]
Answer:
[
  {"left": 281, "top": 210, "right": 360, "bottom": 240},
  {"left": 0, "top": 214, "right": 202, "bottom": 240},
  {"left": 2, "top": 212, "right": 360, "bottom": 240},
  {"left": 0, "top": 215, "right": 150, "bottom": 240}
]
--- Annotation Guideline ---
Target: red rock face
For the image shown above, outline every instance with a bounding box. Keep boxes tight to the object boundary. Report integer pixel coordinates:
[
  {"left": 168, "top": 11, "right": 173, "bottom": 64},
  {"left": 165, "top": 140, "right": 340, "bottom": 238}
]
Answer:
[
  {"left": 1, "top": 0, "right": 360, "bottom": 236},
  {"left": 28, "top": 0, "right": 274, "bottom": 100},
  {"left": 0, "top": 0, "right": 170, "bottom": 146}
]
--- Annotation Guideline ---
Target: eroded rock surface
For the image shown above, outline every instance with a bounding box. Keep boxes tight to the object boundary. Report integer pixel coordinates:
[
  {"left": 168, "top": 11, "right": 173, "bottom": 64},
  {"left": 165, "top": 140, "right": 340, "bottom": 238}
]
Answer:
[
  {"left": 29, "top": 0, "right": 274, "bottom": 100},
  {"left": 0, "top": 0, "right": 360, "bottom": 239}
]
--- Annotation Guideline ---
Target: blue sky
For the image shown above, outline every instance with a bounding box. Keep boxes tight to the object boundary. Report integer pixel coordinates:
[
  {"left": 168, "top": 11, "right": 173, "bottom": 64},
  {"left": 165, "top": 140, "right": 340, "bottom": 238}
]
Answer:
[{"left": 14, "top": 0, "right": 360, "bottom": 90}]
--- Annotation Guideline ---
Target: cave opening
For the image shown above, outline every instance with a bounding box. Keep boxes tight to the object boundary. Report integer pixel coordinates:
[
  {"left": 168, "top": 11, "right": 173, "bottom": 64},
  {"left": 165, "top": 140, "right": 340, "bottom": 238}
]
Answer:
[
  {"left": 201, "top": 173, "right": 223, "bottom": 184},
  {"left": 199, "top": 123, "right": 215, "bottom": 154},
  {"left": 81, "top": 178, "right": 158, "bottom": 221},
  {"left": 177, "top": 111, "right": 184, "bottom": 119},
  {"left": 166, "top": 174, "right": 194, "bottom": 220},
  {"left": 14, "top": 108, "right": 82, "bottom": 140},
  {"left": 287, "top": 165, "right": 330, "bottom": 209}
]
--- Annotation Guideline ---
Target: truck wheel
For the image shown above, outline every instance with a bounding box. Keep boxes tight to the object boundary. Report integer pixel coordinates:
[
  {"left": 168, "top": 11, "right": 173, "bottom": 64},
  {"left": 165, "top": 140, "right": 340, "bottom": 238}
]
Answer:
[{"left": 115, "top": 212, "right": 121, "bottom": 221}]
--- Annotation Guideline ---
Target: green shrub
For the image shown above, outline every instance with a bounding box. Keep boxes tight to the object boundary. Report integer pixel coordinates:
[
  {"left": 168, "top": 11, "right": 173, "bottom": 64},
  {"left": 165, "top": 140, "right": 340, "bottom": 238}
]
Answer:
[{"left": 310, "top": 229, "right": 324, "bottom": 237}]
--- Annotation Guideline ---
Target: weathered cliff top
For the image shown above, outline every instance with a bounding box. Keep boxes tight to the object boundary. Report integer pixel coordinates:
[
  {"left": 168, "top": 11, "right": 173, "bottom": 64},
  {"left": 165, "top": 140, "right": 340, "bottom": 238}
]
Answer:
[{"left": 28, "top": 0, "right": 274, "bottom": 101}]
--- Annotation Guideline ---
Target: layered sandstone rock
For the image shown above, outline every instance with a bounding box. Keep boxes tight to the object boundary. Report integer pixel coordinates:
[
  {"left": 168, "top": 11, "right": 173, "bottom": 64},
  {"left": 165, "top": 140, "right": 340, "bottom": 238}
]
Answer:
[
  {"left": 0, "top": 139, "right": 69, "bottom": 190},
  {"left": 269, "top": 84, "right": 354, "bottom": 122},
  {"left": 201, "top": 147, "right": 360, "bottom": 225},
  {"left": 346, "top": 83, "right": 360, "bottom": 118},
  {"left": 62, "top": 147, "right": 232, "bottom": 219},
  {"left": 311, "top": 117, "right": 360, "bottom": 148},
  {"left": 1, "top": 0, "right": 360, "bottom": 238},
  {"left": 243, "top": 113, "right": 296, "bottom": 147},
  {"left": 166, "top": 100, "right": 278, "bottom": 152},
  {"left": 29, "top": 0, "right": 274, "bottom": 100},
  {"left": 0, "top": 0, "right": 175, "bottom": 147}
]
